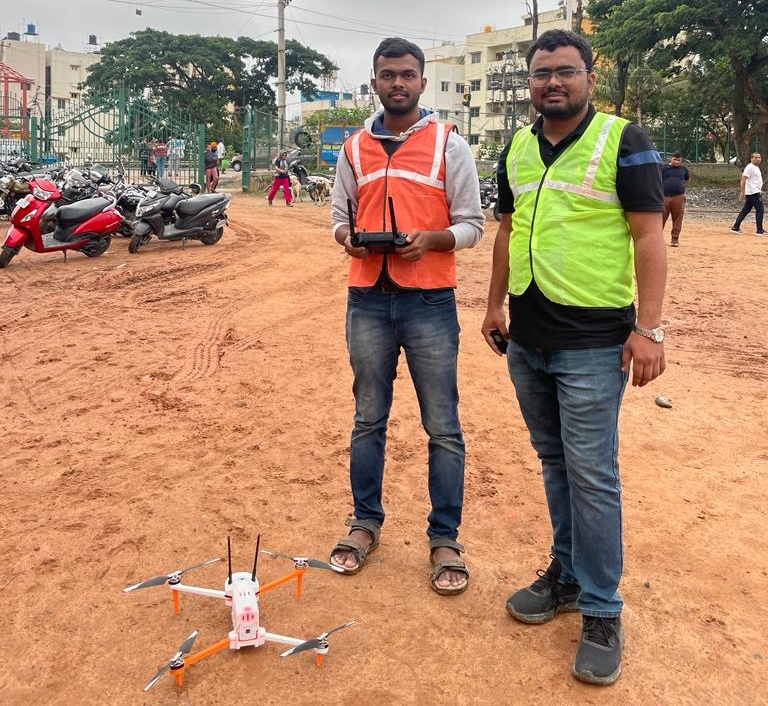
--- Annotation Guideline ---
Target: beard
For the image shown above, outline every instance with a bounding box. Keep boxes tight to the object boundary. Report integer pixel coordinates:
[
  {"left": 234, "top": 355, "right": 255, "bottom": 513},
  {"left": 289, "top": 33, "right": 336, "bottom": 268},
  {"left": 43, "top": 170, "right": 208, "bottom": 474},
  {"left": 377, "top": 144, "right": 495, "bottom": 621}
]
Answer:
[
  {"left": 380, "top": 93, "right": 420, "bottom": 116},
  {"left": 535, "top": 88, "right": 589, "bottom": 120}
]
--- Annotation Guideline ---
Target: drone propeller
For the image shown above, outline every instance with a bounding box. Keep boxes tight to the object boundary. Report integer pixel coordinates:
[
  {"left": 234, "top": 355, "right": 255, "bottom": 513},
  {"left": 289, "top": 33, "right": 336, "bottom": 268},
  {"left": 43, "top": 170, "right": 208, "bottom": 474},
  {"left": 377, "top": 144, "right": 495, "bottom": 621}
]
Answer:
[
  {"left": 280, "top": 620, "right": 357, "bottom": 658},
  {"left": 143, "top": 630, "right": 199, "bottom": 691},
  {"left": 123, "top": 557, "right": 221, "bottom": 593},
  {"left": 260, "top": 549, "right": 344, "bottom": 573}
]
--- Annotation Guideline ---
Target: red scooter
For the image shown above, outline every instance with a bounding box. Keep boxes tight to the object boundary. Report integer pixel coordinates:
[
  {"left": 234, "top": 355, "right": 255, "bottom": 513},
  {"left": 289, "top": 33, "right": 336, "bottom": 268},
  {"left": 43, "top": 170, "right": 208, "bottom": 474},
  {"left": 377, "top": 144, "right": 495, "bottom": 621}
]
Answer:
[{"left": 0, "top": 177, "right": 123, "bottom": 268}]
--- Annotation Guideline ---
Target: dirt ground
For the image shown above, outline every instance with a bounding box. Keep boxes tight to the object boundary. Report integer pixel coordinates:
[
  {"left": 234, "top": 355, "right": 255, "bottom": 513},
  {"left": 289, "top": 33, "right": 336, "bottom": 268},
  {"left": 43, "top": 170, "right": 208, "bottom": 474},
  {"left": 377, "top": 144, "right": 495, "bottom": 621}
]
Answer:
[{"left": 1, "top": 185, "right": 766, "bottom": 706}]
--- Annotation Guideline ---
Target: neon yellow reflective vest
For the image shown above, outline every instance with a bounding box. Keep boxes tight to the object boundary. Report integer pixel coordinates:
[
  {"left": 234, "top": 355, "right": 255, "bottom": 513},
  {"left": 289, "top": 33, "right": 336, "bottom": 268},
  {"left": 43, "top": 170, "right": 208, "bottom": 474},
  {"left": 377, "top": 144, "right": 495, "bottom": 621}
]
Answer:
[{"left": 506, "top": 112, "right": 634, "bottom": 307}]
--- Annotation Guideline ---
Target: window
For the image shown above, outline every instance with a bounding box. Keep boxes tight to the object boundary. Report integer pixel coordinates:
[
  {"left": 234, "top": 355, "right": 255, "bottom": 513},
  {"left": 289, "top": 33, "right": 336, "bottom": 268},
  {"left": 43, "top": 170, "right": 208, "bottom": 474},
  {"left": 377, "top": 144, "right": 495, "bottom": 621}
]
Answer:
[
  {"left": 438, "top": 109, "right": 449, "bottom": 119},
  {"left": 70, "top": 64, "right": 79, "bottom": 71},
  {"left": 469, "top": 107, "right": 480, "bottom": 118},
  {"left": 469, "top": 134, "right": 479, "bottom": 146},
  {"left": 70, "top": 92, "right": 79, "bottom": 99},
  {"left": 57, "top": 98, "right": 66, "bottom": 109},
  {"left": 441, "top": 81, "right": 449, "bottom": 92},
  {"left": 470, "top": 79, "right": 481, "bottom": 92},
  {"left": 456, "top": 83, "right": 464, "bottom": 93},
  {"left": 470, "top": 52, "right": 481, "bottom": 64}
]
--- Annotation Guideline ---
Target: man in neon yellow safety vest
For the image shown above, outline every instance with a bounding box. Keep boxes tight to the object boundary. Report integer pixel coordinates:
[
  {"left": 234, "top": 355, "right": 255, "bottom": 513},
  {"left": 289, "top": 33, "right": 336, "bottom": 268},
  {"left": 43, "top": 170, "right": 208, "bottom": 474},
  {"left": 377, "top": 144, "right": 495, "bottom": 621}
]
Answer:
[{"left": 483, "top": 29, "right": 667, "bottom": 687}]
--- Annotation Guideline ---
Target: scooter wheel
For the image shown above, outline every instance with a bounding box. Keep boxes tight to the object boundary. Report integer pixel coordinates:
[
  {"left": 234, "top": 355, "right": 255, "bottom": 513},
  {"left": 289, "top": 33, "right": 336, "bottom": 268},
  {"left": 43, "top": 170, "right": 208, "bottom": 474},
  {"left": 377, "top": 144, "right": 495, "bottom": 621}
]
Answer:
[
  {"left": 201, "top": 226, "right": 224, "bottom": 245},
  {"left": 82, "top": 235, "right": 112, "bottom": 258},
  {"left": 0, "top": 244, "right": 19, "bottom": 268},
  {"left": 128, "top": 233, "right": 146, "bottom": 254}
]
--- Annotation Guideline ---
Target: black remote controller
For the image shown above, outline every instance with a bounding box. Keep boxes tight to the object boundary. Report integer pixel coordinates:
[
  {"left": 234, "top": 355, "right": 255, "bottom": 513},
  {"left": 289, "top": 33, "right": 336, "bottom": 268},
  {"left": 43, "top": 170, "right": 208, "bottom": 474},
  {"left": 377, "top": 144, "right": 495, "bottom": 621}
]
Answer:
[
  {"left": 490, "top": 329, "right": 508, "bottom": 353},
  {"left": 347, "top": 195, "right": 408, "bottom": 253}
]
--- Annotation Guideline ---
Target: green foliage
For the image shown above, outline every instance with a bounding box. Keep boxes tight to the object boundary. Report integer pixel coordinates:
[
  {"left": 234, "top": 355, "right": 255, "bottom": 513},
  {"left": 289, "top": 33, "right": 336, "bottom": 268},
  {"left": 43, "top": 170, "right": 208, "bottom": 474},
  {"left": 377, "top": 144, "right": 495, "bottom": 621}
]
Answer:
[
  {"left": 478, "top": 140, "right": 505, "bottom": 161},
  {"left": 588, "top": 0, "right": 768, "bottom": 166},
  {"left": 83, "top": 29, "right": 337, "bottom": 131},
  {"left": 303, "top": 106, "right": 375, "bottom": 133}
]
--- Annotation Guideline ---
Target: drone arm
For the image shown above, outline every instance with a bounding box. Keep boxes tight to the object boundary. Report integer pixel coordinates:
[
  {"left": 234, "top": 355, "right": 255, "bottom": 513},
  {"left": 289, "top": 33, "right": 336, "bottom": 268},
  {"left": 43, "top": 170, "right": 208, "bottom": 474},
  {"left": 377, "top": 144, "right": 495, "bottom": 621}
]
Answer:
[
  {"left": 183, "top": 636, "right": 231, "bottom": 667},
  {"left": 257, "top": 567, "right": 305, "bottom": 599},
  {"left": 263, "top": 632, "right": 305, "bottom": 648},
  {"left": 171, "top": 583, "right": 226, "bottom": 600}
]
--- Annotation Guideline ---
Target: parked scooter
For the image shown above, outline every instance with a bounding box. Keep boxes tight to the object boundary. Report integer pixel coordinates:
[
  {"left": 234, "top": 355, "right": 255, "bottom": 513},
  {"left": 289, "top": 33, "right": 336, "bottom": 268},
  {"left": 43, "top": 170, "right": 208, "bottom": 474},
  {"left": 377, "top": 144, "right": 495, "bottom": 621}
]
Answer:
[
  {"left": 0, "top": 177, "right": 123, "bottom": 268},
  {"left": 129, "top": 179, "right": 230, "bottom": 253}
]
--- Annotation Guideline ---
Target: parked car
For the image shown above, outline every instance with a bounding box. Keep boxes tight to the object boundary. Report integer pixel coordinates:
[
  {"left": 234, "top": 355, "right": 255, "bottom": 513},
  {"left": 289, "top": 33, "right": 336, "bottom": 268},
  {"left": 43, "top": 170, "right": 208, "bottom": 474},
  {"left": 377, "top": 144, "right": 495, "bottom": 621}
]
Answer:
[{"left": 230, "top": 154, "right": 243, "bottom": 172}]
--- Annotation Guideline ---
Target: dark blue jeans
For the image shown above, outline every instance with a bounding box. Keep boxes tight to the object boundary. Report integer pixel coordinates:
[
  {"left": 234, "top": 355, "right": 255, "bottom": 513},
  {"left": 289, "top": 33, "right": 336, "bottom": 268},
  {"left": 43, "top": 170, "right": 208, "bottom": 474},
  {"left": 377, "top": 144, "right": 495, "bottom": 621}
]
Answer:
[
  {"left": 506, "top": 342, "right": 628, "bottom": 616},
  {"left": 345, "top": 287, "right": 465, "bottom": 540},
  {"left": 733, "top": 193, "right": 764, "bottom": 231}
]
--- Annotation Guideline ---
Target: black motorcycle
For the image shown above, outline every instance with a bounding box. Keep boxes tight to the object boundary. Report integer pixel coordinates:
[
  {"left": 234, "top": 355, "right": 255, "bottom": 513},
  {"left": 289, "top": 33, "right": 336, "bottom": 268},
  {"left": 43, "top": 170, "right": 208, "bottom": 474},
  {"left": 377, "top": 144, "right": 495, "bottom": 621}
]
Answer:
[{"left": 128, "top": 179, "right": 229, "bottom": 253}]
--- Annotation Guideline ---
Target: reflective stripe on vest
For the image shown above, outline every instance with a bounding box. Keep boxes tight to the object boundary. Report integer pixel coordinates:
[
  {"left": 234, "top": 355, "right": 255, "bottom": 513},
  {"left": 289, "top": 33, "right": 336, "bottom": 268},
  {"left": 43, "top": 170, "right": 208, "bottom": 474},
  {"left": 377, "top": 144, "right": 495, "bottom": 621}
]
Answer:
[
  {"left": 346, "top": 121, "right": 456, "bottom": 289},
  {"left": 507, "top": 113, "right": 635, "bottom": 308}
]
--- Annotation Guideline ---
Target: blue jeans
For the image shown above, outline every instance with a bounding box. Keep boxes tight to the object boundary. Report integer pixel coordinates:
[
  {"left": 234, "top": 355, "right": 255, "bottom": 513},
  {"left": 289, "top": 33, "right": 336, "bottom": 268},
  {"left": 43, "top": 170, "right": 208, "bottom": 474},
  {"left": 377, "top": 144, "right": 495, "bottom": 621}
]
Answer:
[
  {"left": 346, "top": 287, "right": 465, "bottom": 540},
  {"left": 506, "top": 342, "right": 628, "bottom": 617}
]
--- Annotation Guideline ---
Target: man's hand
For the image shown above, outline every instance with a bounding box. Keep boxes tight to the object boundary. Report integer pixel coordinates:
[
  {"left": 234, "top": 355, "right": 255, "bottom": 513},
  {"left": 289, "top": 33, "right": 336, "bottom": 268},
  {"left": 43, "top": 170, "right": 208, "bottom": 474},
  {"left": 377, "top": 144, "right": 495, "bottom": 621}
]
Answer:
[
  {"left": 622, "top": 333, "right": 666, "bottom": 387},
  {"left": 481, "top": 309, "right": 508, "bottom": 356},
  {"left": 342, "top": 233, "right": 370, "bottom": 259},
  {"left": 397, "top": 230, "right": 430, "bottom": 261}
]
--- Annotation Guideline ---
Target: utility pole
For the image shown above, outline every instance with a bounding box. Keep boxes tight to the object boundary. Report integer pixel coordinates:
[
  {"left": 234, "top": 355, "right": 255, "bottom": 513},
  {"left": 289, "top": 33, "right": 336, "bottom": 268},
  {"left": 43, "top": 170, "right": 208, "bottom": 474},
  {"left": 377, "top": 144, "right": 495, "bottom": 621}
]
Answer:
[{"left": 277, "top": 0, "right": 292, "bottom": 149}]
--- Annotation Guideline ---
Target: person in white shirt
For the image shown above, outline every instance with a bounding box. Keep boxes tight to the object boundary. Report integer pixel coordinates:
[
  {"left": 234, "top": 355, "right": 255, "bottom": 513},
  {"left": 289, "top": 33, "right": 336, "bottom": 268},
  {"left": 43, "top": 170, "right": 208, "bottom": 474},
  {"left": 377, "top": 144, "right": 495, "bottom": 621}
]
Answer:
[
  {"left": 217, "top": 140, "right": 226, "bottom": 172},
  {"left": 730, "top": 152, "right": 765, "bottom": 235},
  {"left": 168, "top": 135, "right": 186, "bottom": 177}
]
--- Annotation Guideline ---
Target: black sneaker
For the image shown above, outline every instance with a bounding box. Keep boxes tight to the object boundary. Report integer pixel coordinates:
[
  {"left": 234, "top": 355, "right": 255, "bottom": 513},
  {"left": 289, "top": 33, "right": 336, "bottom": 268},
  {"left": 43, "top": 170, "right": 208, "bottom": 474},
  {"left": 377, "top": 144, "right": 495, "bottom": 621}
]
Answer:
[
  {"left": 572, "top": 616, "right": 625, "bottom": 685},
  {"left": 730, "top": 227, "right": 741, "bottom": 233},
  {"left": 506, "top": 555, "right": 580, "bottom": 624}
]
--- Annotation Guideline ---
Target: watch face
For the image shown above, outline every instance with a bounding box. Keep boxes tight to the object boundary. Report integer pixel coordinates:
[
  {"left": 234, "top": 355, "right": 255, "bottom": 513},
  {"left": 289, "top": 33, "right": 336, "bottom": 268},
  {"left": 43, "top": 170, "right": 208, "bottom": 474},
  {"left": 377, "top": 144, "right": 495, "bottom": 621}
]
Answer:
[{"left": 653, "top": 328, "right": 665, "bottom": 342}]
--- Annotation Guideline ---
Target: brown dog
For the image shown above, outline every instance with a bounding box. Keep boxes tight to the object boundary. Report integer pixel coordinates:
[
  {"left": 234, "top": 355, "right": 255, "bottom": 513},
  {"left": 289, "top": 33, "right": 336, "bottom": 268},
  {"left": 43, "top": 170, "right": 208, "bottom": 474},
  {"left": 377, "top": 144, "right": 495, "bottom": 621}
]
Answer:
[{"left": 308, "top": 176, "right": 332, "bottom": 205}]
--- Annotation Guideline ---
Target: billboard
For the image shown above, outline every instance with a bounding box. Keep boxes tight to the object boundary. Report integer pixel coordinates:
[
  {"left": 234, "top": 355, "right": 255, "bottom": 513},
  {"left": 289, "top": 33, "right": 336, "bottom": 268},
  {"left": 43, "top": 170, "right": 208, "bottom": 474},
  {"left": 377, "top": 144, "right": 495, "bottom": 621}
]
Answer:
[{"left": 319, "top": 125, "right": 360, "bottom": 167}]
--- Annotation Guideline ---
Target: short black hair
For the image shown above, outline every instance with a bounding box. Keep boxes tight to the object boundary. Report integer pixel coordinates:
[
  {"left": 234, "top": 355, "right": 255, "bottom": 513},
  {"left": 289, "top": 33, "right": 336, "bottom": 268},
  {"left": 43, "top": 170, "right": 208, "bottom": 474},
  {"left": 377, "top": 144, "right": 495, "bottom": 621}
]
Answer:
[
  {"left": 671, "top": 151, "right": 683, "bottom": 159},
  {"left": 526, "top": 29, "right": 593, "bottom": 71},
  {"left": 373, "top": 37, "right": 425, "bottom": 75}
]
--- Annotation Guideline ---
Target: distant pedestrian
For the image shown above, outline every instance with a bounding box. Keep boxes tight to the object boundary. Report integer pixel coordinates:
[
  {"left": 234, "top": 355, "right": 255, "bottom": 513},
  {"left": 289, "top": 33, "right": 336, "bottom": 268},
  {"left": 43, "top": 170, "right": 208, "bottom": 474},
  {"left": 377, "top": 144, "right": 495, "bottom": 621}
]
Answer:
[
  {"left": 153, "top": 138, "right": 168, "bottom": 179},
  {"left": 205, "top": 143, "right": 219, "bottom": 193},
  {"left": 267, "top": 150, "right": 293, "bottom": 206},
  {"left": 662, "top": 152, "right": 690, "bottom": 247},
  {"left": 168, "top": 134, "right": 186, "bottom": 177},
  {"left": 730, "top": 153, "right": 765, "bottom": 235},
  {"left": 217, "top": 140, "right": 226, "bottom": 172},
  {"left": 138, "top": 137, "right": 152, "bottom": 176}
]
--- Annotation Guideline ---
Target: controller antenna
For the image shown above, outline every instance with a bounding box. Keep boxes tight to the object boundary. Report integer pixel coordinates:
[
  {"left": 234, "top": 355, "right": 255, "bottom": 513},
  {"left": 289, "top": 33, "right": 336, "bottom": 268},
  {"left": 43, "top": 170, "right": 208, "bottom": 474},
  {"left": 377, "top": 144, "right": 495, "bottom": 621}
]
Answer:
[
  {"left": 347, "top": 198, "right": 356, "bottom": 238},
  {"left": 388, "top": 196, "right": 397, "bottom": 235},
  {"left": 251, "top": 534, "right": 261, "bottom": 582}
]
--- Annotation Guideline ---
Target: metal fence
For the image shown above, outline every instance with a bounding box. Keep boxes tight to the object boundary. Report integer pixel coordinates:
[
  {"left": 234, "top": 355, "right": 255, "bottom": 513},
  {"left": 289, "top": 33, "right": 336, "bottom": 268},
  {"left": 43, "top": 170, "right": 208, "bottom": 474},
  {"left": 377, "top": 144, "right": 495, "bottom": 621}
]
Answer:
[{"left": 2, "top": 86, "right": 208, "bottom": 184}]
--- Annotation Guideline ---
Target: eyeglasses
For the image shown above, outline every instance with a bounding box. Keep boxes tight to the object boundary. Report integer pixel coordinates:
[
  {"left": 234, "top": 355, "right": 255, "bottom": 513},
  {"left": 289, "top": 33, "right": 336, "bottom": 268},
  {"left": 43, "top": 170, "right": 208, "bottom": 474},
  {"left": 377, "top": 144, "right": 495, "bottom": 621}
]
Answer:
[{"left": 528, "top": 68, "right": 590, "bottom": 87}]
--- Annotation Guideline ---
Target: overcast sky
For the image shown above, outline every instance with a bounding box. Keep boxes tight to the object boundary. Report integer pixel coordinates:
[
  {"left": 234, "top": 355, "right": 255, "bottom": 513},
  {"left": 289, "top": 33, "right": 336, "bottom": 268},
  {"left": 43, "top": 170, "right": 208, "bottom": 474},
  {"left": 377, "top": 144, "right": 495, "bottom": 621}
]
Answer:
[{"left": 6, "top": 0, "right": 561, "bottom": 89}]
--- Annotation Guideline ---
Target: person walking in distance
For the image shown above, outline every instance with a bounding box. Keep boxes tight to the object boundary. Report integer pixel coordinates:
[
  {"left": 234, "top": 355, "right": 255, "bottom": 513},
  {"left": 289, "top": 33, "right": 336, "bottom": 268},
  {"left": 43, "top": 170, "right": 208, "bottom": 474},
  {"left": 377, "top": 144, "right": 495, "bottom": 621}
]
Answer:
[
  {"left": 662, "top": 151, "right": 690, "bottom": 247},
  {"left": 329, "top": 37, "right": 484, "bottom": 595},
  {"left": 267, "top": 150, "right": 293, "bottom": 206},
  {"left": 730, "top": 153, "right": 765, "bottom": 235},
  {"left": 482, "top": 29, "right": 666, "bottom": 685},
  {"left": 204, "top": 143, "right": 219, "bottom": 193}
]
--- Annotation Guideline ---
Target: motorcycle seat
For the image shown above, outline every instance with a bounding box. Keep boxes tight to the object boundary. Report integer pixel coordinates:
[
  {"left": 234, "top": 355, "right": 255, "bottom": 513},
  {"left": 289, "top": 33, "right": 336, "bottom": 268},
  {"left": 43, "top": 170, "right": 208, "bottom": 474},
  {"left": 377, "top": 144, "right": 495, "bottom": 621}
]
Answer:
[
  {"left": 176, "top": 193, "right": 230, "bottom": 216},
  {"left": 57, "top": 197, "right": 111, "bottom": 225}
]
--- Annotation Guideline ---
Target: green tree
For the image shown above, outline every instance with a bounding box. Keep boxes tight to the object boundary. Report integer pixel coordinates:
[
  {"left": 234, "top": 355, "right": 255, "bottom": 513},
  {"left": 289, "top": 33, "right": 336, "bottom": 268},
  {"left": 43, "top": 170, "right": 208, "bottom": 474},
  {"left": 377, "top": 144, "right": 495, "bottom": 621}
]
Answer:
[
  {"left": 83, "top": 29, "right": 337, "bottom": 129},
  {"left": 588, "top": 0, "right": 768, "bottom": 170},
  {"left": 303, "top": 107, "right": 375, "bottom": 133}
]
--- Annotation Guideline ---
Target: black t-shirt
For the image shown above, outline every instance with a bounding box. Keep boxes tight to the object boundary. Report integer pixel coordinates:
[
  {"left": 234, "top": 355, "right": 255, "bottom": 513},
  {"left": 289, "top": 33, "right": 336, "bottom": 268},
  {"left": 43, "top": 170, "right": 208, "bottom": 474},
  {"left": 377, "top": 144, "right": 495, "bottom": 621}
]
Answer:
[
  {"left": 496, "top": 105, "right": 663, "bottom": 349},
  {"left": 662, "top": 163, "right": 690, "bottom": 196}
]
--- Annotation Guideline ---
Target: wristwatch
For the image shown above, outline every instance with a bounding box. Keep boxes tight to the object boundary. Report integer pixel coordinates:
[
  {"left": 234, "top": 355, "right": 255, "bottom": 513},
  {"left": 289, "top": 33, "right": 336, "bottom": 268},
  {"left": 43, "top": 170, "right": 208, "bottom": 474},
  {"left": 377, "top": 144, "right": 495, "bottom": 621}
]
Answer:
[{"left": 632, "top": 324, "right": 665, "bottom": 343}]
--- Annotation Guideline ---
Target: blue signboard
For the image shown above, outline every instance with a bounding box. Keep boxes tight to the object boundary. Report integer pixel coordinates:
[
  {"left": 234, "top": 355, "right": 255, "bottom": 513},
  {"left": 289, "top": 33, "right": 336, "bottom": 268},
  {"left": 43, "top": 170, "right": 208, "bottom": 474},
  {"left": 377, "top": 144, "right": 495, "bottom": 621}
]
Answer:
[{"left": 320, "top": 125, "right": 360, "bottom": 167}]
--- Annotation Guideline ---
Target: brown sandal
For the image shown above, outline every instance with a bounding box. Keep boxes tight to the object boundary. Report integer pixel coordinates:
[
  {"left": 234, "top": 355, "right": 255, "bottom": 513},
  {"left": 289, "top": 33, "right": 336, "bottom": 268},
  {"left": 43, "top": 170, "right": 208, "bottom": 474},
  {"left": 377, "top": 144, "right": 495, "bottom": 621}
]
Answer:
[
  {"left": 429, "top": 537, "right": 470, "bottom": 595},
  {"left": 329, "top": 518, "right": 381, "bottom": 575}
]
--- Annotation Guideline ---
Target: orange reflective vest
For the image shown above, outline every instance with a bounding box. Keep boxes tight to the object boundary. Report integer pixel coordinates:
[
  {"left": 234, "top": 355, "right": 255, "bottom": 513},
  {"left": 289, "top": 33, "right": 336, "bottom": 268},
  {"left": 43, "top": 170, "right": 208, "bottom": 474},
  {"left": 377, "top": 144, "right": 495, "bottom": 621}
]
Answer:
[{"left": 345, "top": 121, "right": 456, "bottom": 289}]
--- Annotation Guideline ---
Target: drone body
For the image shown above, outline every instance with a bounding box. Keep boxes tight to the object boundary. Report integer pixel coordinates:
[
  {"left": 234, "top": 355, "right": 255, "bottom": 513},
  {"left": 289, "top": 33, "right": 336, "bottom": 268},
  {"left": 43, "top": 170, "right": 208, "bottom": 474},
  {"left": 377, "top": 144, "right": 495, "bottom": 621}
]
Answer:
[{"left": 123, "top": 536, "right": 355, "bottom": 691}]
